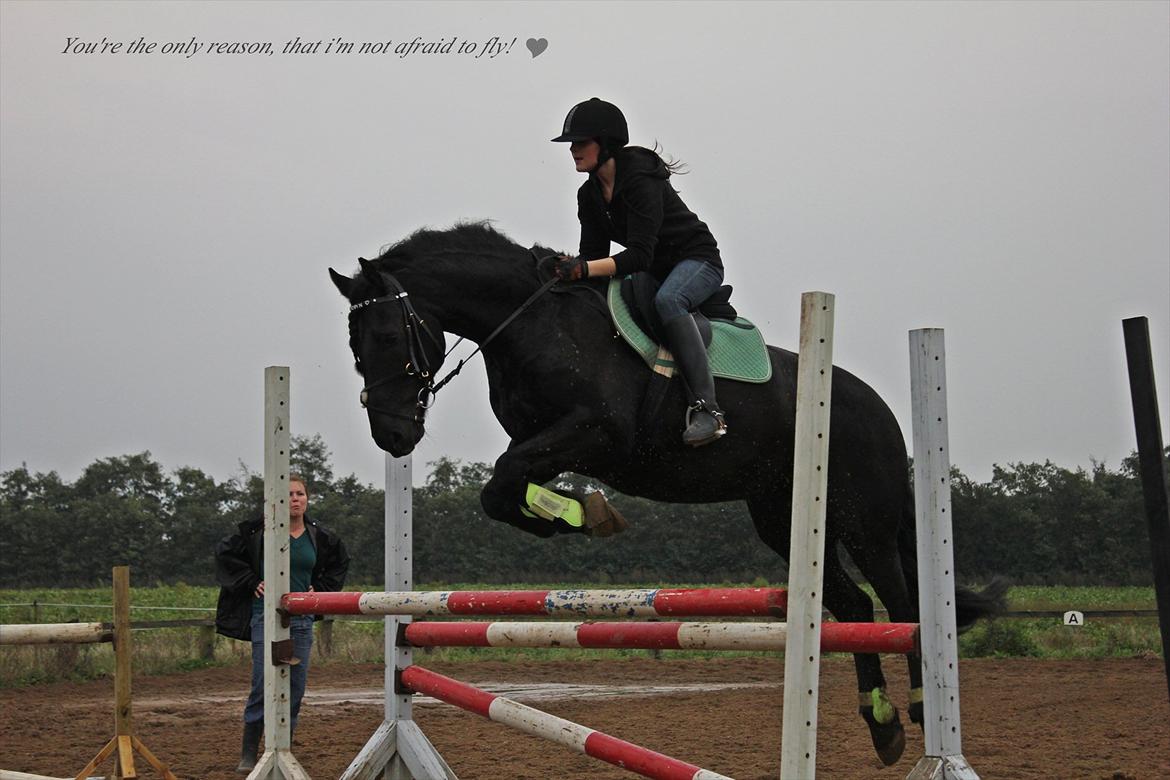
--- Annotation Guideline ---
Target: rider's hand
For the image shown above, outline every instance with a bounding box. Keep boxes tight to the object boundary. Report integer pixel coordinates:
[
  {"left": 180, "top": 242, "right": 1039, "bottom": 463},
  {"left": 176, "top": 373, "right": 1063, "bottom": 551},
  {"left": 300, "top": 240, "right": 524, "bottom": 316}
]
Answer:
[{"left": 554, "top": 255, "right": 589, "bottom": 282}]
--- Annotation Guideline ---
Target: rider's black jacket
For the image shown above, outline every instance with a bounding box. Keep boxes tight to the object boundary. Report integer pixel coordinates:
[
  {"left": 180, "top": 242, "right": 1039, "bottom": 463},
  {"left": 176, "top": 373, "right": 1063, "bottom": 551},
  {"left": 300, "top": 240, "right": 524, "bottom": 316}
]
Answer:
[{"left": 577, "top": 146, "right": 722, "bottom": 280}]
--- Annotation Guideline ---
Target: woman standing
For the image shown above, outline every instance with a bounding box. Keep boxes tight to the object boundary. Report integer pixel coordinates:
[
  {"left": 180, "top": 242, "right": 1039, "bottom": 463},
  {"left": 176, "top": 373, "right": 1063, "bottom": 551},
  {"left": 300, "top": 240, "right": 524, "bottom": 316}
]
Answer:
[
  {"left": 551, "top": 97, "right": 728, "bottom": 446},
  {"left": 214, "top": 474, "right": 350, "bottom": 772}
]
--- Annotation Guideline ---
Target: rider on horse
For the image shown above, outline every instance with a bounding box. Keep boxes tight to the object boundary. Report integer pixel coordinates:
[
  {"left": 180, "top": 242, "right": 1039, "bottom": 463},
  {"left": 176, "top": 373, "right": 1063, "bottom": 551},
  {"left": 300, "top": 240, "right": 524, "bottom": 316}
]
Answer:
[{"left": 551, "top": 98, "right": 728, "bottom": 447}]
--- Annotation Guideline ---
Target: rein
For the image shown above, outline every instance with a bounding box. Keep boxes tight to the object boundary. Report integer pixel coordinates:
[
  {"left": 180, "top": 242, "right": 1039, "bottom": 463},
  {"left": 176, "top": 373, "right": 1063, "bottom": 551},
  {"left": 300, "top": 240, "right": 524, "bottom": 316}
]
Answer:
[
  {"left": 348, "top": 254, "right": 561, "bottom": 423},
  {"left": 430, "top": 272, "right": 560, "bottom": 395}
]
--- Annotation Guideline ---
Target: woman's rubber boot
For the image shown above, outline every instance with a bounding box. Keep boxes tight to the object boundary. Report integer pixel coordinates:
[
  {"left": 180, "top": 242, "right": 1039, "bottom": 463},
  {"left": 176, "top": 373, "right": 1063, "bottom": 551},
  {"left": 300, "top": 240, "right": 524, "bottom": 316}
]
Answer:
[
  {"left": 236, "top": 720, "right": 263, "bottom": 773},
  {"left": 661, "top": 315, "right": 727, "bottom": 447}
]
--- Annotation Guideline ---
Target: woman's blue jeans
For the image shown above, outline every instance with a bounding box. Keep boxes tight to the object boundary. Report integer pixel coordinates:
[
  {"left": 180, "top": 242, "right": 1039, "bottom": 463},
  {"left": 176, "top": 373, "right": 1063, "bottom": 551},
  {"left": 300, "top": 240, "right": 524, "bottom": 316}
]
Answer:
[
  {"left": 653, "top": 259, "right": 724, "bottom": 324},
  {"left": 244, "top": 613, "right": 313, "bottom": 732}
]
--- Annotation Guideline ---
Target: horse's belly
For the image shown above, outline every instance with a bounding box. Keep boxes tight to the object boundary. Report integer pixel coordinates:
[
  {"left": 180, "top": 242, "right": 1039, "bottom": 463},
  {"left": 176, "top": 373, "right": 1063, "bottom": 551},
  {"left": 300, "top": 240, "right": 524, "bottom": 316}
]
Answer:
[{"left": 600, "top": 452, "right": 783, "bottom": 504}]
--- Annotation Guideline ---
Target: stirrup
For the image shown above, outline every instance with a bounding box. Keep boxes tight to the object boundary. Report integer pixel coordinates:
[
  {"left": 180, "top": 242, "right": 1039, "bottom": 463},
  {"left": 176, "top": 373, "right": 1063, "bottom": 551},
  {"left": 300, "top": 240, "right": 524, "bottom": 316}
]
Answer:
[{"left": 683, "top": 400, "right": 727, "bottom": 446}]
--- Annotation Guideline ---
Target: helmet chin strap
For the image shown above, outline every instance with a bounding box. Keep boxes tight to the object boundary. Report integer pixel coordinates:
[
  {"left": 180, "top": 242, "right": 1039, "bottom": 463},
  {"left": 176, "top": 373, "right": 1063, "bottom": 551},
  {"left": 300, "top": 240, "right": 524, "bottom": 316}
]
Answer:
[
  {"left": 594, "top": 137, "right": 613, "bottom": 169},
  {"left": 588, "top": 138, "right": 619, "bottom": 177}
]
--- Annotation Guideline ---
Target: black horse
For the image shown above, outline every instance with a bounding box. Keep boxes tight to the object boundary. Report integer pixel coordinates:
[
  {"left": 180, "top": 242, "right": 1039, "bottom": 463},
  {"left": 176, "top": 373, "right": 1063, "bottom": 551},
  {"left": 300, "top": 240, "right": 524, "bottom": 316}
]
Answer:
[{"left": 330, "top": 222, "right": 1002, "bottom": 766}]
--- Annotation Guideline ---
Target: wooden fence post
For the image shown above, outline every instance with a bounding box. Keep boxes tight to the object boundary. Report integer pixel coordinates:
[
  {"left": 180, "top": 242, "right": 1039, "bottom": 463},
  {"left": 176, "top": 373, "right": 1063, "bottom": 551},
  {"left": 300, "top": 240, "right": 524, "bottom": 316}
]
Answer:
[
  {"left": 318, "top": 619, "right": 334, "bottom": 659},
  {"left": 199, "top": 624, "right": 217, "bottom": 661}
]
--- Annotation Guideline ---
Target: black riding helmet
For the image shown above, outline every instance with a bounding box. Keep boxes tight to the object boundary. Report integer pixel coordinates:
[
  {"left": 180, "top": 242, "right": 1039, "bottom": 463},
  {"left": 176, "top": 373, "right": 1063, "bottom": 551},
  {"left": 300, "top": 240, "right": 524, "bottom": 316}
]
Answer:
[
  {"left": 551, "top": 98, "right": 629, "bottom": 145},
  {"left": 552, "top": 98, "right": 628, "bottom": 168}
]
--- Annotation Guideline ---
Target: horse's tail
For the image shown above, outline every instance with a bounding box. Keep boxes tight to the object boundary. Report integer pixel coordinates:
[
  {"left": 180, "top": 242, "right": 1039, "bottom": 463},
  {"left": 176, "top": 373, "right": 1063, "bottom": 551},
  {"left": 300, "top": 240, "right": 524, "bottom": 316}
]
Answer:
[{"left": 897, "top": 482, "right": 1009, "bottom": 632}]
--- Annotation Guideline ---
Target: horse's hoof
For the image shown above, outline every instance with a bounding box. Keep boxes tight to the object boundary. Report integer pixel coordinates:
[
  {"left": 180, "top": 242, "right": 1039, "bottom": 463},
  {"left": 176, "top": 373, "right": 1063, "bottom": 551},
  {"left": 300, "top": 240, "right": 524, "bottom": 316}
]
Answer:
[
  {"left": 584, "top": 492, "right": 628, "bottom": 537},
  {"left": 861, "top": 704, "right": 906, "bottom": 766},
  {"left": 876, "top": 724, "right": 906, "bottom": 766}
]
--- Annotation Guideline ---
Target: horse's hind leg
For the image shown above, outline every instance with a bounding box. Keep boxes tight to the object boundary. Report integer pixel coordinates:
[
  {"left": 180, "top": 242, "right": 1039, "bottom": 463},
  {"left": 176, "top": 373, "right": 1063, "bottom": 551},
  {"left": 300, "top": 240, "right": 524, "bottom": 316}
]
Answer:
[
  {"left": 847, "top": 526, "right": 925, "bottom": 728},
  {"left": 822, "top": 543, "right": 908, "bottom": 766},
  {"left": 747, "top": 495, "right": 906, "bottom": 767}
]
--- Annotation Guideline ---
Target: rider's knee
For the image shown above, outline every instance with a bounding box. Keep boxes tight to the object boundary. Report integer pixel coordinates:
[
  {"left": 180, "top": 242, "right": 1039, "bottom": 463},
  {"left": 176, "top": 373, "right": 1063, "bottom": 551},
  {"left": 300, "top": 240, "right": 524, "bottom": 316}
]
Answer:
[{"left": 653, "top": 289, "right": 686, "bottom": 323}]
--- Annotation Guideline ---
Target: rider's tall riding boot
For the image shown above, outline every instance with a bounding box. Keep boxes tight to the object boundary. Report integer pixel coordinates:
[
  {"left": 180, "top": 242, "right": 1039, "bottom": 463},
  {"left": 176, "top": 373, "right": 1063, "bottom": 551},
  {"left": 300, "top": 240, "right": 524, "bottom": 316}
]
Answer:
[{"left": 661, "top": 315, "right": 727, "bottom": 447}]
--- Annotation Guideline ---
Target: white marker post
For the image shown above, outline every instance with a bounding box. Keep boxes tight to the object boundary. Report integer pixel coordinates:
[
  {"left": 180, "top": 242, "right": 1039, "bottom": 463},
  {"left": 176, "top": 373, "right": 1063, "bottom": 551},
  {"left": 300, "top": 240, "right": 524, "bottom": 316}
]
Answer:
[
  {"left": 250, "top": 367, "right": 310, "bottom": 780},
  {"left": 907, "top": 330, "right": 979, "bottom": 780},
  {"left": 780, "top": 292, "right": 835, "bottom": 779}
]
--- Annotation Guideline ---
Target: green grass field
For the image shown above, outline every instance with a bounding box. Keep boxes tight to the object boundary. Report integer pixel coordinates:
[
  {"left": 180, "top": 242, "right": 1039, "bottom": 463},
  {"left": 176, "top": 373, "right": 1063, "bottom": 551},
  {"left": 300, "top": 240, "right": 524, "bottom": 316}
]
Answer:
[{"left": 0, "top": 583, "right": 1161, "bottom": 687}]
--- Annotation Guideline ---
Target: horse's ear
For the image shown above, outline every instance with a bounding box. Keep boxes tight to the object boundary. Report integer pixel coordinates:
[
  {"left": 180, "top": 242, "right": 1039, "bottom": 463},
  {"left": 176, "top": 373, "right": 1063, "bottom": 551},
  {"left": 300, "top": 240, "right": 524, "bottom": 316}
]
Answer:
[
  {"left": 358, "top": 257, "right": 378, "bottom": 283},
  {"left": 329, "top": 267, "right": 354, "bottom": 299}
]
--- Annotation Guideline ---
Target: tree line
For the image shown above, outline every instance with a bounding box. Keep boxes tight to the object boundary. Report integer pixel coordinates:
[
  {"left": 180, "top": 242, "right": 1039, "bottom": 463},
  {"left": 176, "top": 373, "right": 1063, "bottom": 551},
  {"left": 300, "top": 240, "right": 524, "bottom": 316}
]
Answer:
[{"left": 0, "top": 435, "right": 1163, "bottom": 589}]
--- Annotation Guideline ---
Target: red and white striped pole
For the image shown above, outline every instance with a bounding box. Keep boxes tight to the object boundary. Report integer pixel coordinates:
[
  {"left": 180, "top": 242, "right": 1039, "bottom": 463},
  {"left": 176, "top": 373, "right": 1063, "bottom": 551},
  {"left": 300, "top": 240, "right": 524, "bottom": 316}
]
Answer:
[
  {"left": 283, "top": 587, "right": 788, "bottom": 619},
  {"left": 400, "top": 666, "right": 732, "bottom": 780},
  {"left": 402, "top": 620, "right": 919, "bottom": 655}
]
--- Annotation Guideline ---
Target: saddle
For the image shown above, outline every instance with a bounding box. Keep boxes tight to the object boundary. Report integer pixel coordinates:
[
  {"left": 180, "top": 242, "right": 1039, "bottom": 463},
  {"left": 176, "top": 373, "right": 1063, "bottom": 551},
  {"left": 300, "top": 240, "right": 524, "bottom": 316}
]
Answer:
[
  {"left": 609, "top": 274, "right": 772, "bottom": 384},
  {"left": 620, "top": 272, "right": 736, "bottom": 347}
]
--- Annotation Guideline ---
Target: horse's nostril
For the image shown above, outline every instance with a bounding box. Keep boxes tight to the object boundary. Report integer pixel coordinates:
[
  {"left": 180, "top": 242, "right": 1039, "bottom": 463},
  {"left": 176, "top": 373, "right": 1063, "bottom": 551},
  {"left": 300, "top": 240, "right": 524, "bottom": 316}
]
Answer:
[{"left": 360, "top": 390, "right": 369, "bottom": 408}]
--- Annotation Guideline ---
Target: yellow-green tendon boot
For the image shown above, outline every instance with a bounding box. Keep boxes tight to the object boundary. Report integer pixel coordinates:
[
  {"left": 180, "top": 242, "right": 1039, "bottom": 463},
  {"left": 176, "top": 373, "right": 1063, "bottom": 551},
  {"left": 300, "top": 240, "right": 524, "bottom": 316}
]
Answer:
[
  {"left": 522, "top": 484, "right": 628, "bottom": 536},
  {"left": 522, "top": 483, "right": 585, "bottom": 529}
]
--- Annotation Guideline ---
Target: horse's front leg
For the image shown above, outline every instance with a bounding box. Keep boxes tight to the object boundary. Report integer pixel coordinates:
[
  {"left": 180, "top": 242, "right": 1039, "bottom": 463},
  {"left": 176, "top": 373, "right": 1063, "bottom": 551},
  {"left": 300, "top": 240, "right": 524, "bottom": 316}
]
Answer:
[{"left": 481, "top": 410, "right": 628, "bottom": 538}]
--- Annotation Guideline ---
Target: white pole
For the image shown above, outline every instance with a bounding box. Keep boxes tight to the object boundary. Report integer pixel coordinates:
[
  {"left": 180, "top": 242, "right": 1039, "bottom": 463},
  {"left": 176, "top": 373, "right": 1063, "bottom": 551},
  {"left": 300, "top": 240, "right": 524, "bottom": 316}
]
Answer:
[
  {"left": 341, "top": 454, "right": 454, "bottom": 780},
  {"left": 385, "top": 453, "right": 416, "bottom": 780},
  {"left": 0, "top": 623, "right": 109, "bottom": 645},
  {"left": 263, "top": 366, "right": 293, "bottom": 753},
  {"left": 386, "top": 453, "right": 457, "bottom": 779},
  {"left": 386, "top": 453, "right": 414, "bottom": 725},
  {"left": 780, "top": 292, "right": 835, "bottom": 779},
  {"left": 252, "top": 367, "right": 311, "bottom": 780},
  {"left": 907, "top": 330, "right": 979, "bottom": 780}
]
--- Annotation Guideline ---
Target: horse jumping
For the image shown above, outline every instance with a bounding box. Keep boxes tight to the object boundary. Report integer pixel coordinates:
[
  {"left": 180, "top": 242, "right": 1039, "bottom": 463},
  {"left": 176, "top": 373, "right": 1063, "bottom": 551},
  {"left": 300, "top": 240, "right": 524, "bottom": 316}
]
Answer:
[{"left": 329, "top": 221, "right": 1003, "bottom": 764}]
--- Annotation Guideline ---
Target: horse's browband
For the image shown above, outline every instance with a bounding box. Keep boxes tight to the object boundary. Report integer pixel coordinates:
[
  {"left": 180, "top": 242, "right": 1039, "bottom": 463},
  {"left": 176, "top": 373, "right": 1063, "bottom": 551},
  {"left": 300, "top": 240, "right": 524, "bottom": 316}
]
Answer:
[{"left": 349, "top": 291, "right": 409, "bottom": 313}]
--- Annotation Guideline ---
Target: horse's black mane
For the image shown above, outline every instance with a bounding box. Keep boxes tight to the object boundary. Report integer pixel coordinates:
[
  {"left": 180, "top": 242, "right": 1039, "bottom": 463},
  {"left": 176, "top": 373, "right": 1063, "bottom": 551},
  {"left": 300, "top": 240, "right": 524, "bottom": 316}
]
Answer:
[{"left": 375, "top": 221, "right": 553, "bottom": 265}]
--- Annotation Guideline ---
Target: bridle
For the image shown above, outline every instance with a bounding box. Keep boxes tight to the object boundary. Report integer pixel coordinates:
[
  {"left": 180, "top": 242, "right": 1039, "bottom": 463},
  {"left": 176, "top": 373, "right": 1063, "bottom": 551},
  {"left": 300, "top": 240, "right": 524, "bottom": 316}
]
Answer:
[
  {"left": 348, "top": 272, "right": 442, "bottom": 424},
  {"left": 348, "top": 256, "right": 560, "bottom": 424}
]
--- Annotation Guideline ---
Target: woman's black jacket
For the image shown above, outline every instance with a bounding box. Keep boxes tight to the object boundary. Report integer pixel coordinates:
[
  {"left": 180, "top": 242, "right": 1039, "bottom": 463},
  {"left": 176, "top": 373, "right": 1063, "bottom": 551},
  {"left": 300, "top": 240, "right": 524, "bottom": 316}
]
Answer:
[{"left": 214, "top": 514, "right": 350, "bottom": 641}]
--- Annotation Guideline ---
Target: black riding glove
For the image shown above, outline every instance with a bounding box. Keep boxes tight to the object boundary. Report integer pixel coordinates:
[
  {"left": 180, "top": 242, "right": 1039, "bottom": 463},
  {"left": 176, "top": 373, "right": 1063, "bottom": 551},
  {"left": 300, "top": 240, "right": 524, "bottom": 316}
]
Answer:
[{"left": 553, "top": 255, "right": 589, "bottom": 282}]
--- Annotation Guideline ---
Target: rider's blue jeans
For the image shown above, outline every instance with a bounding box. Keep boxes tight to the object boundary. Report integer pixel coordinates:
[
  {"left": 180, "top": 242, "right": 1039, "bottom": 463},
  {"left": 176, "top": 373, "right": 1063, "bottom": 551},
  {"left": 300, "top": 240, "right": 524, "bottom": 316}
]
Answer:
[
  {"left": 653, "top": 259, "right": 724, "bottom": 324},
  {"left": 243, "top": 612, "right": 314, "bottom": 732}
]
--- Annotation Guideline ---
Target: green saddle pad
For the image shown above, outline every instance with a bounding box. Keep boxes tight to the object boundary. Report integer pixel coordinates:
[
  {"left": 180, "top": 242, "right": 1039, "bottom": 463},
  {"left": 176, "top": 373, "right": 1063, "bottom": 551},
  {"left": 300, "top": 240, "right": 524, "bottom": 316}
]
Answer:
[{"left": 607, "top": 279, "right": 772, "bottom": 383}]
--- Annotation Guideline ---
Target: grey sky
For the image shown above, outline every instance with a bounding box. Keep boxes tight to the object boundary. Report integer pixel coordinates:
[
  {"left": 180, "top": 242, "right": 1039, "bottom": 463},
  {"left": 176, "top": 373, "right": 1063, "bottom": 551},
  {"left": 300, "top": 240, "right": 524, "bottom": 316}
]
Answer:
[{"left": 1, "top": 0, "right": 1167, "bottom": 490}]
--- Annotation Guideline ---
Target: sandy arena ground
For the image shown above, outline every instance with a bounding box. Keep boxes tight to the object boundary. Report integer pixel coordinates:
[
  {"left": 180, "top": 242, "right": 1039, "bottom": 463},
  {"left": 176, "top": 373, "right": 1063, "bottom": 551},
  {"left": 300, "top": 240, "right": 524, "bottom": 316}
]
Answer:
[{"left": 1, "top": 656, "right": 1167, "bottom": 779}]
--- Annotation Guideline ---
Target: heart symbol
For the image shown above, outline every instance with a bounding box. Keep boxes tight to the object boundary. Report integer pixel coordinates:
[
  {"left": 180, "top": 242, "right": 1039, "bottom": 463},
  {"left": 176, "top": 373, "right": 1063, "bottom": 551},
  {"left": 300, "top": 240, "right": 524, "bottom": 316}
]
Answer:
[{"left": 526, "top": 37, "right": 548, "bottom": 58}]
